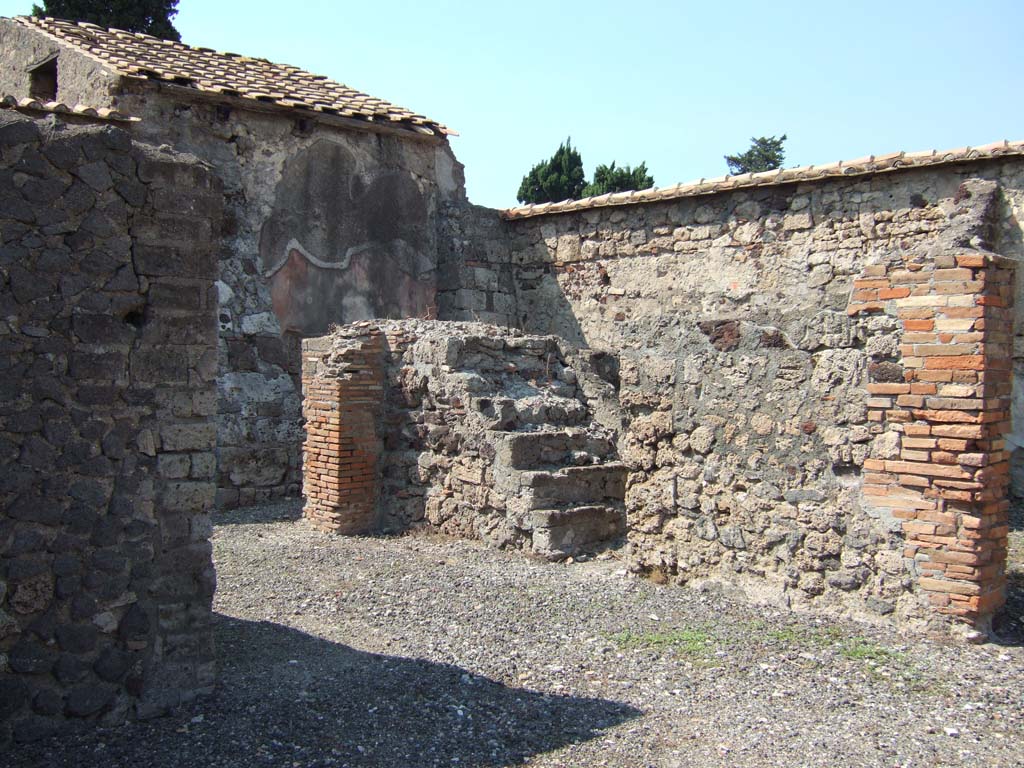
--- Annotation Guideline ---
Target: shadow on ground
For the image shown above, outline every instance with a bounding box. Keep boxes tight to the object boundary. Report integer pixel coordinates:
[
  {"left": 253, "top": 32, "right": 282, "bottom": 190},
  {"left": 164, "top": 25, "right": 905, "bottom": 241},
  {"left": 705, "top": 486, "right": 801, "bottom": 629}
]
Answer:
[
  {"left": 995, "top": 498, "right": 1024, "bottom": 643},
  {"left": 15, "top": 614, "right": 640, "bottom": 768}
]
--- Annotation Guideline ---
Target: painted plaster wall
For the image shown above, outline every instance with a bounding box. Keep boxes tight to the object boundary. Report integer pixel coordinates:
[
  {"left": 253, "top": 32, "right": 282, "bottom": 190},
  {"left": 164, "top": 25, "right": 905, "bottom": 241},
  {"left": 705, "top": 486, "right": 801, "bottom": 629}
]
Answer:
[{"left": 0, "top": 29, "right": 468, "bottom": 507}]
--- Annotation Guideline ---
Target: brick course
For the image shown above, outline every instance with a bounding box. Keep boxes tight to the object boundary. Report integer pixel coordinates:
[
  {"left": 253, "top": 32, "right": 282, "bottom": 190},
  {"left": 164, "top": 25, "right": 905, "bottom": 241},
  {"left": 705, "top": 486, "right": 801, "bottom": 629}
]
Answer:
[{"left": 851, "top": 248, "right": 1013, "bottom": 626}]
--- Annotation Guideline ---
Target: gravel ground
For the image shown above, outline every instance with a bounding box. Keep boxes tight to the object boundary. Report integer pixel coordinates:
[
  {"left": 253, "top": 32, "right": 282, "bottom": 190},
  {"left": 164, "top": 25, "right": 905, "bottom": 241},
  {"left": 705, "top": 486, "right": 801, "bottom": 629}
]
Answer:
[{"left": 12, "top": 501, "right": 1024, "bottom": 768}]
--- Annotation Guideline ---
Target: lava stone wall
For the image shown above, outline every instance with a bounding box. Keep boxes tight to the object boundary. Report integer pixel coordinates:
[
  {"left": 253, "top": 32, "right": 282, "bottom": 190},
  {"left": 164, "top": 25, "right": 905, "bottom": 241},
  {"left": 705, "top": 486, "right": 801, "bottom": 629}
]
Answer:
[
  {"left": 0, "top": 110, "right": 220, "bottom": 740},
  {"left": 503, "top": 163, "right": 1024, "bottom": 627},
  {"left": 0, "top": 23, "right": 470, "bottom": 509}
]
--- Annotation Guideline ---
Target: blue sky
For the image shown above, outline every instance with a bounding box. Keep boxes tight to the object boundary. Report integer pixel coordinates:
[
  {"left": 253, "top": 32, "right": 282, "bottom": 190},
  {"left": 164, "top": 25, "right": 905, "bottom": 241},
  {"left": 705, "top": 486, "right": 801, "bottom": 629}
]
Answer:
[{"left": 5, "top": 1, "right": 1023, "bottom": 208}]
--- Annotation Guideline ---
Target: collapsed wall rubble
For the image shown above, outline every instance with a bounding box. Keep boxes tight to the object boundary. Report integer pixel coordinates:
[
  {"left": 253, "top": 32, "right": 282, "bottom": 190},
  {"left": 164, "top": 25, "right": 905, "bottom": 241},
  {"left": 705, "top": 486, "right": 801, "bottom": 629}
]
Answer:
[{"left": 302, "top": 320, "right": 627, "bottom": 560}]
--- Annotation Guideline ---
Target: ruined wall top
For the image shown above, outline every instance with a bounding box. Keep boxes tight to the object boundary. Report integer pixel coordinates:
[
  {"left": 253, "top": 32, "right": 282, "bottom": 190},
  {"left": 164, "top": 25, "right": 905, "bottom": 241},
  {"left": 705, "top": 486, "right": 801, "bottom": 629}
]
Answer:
[{"left": 502, "top": 140, "right": 1024, "bottom": 220}]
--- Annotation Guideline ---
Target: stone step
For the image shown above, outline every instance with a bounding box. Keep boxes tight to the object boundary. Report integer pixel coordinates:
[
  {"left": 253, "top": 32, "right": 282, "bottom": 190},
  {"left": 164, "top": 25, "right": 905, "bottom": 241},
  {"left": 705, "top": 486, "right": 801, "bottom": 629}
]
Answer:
[
  {"left": 494, "top": 430, "right": 616, "bottom": 470},
  {"left": 522, "top": 463, "right": 628, "bottom": 508},
  {"left": 529, "top": 504, "right": 626, "bottom": 561}
]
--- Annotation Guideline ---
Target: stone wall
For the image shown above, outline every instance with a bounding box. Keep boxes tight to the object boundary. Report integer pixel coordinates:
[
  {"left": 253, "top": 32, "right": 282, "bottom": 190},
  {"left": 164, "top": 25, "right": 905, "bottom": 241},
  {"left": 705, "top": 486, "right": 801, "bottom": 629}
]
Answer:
[
  {"left": 0, "top": 22, "right": 470, "bottom": 508},
  {"left": 302, "top": 320, "right": 628, "bottom": 560},
  {"left": 853, "top": 249, "right": 1014, "bottom": 624},
  {"left": 501, "top": 162, "right": 1024, "bottom": 627},
  {"left": 110, "top": 84, "right": 466, "bottom": 509},
  {"left": 436, "top": 202, "right": 518, "bottom": 327},
  {"left": 0, "top": 111, "right": 220, "bottom": 740}
]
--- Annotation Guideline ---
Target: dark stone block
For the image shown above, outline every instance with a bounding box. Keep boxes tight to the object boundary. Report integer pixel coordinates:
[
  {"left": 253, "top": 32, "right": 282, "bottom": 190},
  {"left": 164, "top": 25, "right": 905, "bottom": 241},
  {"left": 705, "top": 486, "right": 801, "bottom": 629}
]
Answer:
[
  {"left": 65, "top": 683, "right": 114, "bottom": 718},
  {"left": 56, "top": 624, "right": 98, "bottom": 654},
  {"left": 20, "top": 434, "right": 57, "bottom": 469},
  {"left": 32, "top": 688, "right": 63, "bottom": 716},
  {"left": 0, "top": 113, "right": 41, "bottom": 145},
  {"left": 72, "top": 312, "right": 135, "bottom": 345},
  {"left": 27, "top": 610, "right": 57, "bottom": 640},
  {"left": 129, "top": 346, "right": 189, "bottom": 385},
  {"left": 42, "top": 138, "right": 82, "bottom": 170},
  {"left": 80, "top": 455, "right": 114, "bottom": 478},
  {"left": 91, "top": 549, "right": 127, "bottom": 574},
  {"left": 42, "top": 418, "right": 72, "bottom": 447},
  {"left": 62, "top": 505, "right": 100, "bottom": 536},
  {"left": 7, "top": 555, "right": 47, "bottom": 582},
  {"left": 9, "top": 263, "right": 58, "bottom": 304},
  {"left": 1, "top": 409, "right": 40, "bottom": 434},
  {"left": 54, "top": 653, "right": 90, "bottom": 685},
  {"left": 93, "top": 647, "right": 130, "bottom": 683},
  {"left": 148, "top": 281, "right": 203, "bottom": 311},
  {"left": 117, "top": 604, "right": 150, "bottom": 643},
  {"left": 0, "top": 465, "right": 36, "bottom": 495},
  {"left": 69, "top": 479, "right": 110, "bottom": 507},
  {"left": 7, "top": 494, "right": 61, "bottom": 526},
  {"left": 62, "top": 180, "right": 97, "bottom": 217},
  {"left": 0, "top": 676, "right": 30, "bottom": 719},
  {"left": 90, "top": 517, "right": 122, "bottom": 547},
  {"left": 64, "top": 228, "right": 94, "bottom": 251},
  {"left": 78, "top": 209, "right": 116, "bottom": 238},
  {"left": 98, "top": 125, "right": 131, "bottom": 153},
  {"left": 20, "top": 176, "right": 67, "bottom": 205},
  {"left": 114, "top": 178, "right": 146, "bottom": 208},
  {"left": 55, "top": 575, "right": 81, "bottom": 600},
  {"left": 132, "top": 242, "right": 215, "bottom": 279},
  {"left": 0, "top": 242, "right": 29, "bottom": 266},
  {"left": 104, "top": 264, "right": 139, "bottom": 291},
  {"left": 868, "top": 361, "right": 904, "bottom": 383},
  {"left": 5, "top": 528, "right": 47, "bottom": 556},
  {"left": 73, "top": 161, "right": 113, "bottom": 193},
  {"left": 52, "top": 553, "right": 81, "bottom": 577},
  {"left": 8, "top": 640, "right": 58, "bottom": 674},
  {"left": 0, "top": 192, "right": 36, "bottom": 223},
  {"left": 75, "top": 385, "right": 123, "bottom": 406},
  {"left": 69, "top": 593, "right": 96, "bottom": 622}
]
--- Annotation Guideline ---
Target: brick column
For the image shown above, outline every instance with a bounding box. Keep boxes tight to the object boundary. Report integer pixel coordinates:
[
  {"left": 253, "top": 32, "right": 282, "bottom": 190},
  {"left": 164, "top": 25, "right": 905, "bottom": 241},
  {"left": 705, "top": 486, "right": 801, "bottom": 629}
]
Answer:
[
  {"left": 301, "top": 327, "right": 384, "bottom": 533},
  {"left": 855, "top": 249, "right": 1014, "bottom": 627}
]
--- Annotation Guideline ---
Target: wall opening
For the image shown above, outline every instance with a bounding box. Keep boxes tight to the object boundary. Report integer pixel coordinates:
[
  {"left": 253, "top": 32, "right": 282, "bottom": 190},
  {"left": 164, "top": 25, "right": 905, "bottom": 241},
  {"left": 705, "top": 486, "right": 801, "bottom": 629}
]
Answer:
[{"left": 28, "top": 54, "right": 58, "bottom": 101}]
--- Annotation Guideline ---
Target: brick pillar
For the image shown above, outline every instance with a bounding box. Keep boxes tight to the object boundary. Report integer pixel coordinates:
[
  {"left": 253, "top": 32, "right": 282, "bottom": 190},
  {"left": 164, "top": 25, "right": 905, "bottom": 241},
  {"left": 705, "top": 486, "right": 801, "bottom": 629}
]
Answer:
[
  {"left": 301, "top": 326, "right": 384, "bottom": 533},
  {"left": 855, "top": 249, "right": 1015, "bottom": 627}
]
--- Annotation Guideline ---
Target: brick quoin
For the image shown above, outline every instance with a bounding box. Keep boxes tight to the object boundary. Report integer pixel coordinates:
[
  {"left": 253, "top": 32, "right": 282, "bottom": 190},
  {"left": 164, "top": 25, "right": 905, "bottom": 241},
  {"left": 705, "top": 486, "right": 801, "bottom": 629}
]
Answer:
[
  {"left": 850, "top": 249, "right": 1015, "bottom": 629},
  {"left": 301, "top": 324, "right": 384, "bottom": 533}
]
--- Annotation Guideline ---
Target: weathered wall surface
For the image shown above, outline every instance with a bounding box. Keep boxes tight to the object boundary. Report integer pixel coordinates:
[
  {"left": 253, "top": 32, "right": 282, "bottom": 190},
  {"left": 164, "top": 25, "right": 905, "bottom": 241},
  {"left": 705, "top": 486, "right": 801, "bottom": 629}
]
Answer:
[
  {"left": 436, "top": 203, "right": 518, "bottom": 327},
  {"left": 503, "top": 161, "right": 1024, "bottom": 625},
  {"left": 0, "top": 28, "right": 469, "bottom": 507},
  {"left": 0, "top": 19, "right": 118, "bottom": 105},
  {"left": 108, "top": 83, "right": 466, "bottom": 509},
  {"left": 302, "top": 320, "right": 627, "bottom": 560},
  {"left": 0, "top": 111, "right": 219, "bottom": 740}
]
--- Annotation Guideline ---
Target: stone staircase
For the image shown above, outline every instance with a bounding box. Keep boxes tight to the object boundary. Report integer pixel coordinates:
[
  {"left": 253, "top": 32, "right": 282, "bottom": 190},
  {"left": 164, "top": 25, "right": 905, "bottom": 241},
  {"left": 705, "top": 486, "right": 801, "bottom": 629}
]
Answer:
[{"left": 445, "top": 337, "right": 628, "bottom": 561}]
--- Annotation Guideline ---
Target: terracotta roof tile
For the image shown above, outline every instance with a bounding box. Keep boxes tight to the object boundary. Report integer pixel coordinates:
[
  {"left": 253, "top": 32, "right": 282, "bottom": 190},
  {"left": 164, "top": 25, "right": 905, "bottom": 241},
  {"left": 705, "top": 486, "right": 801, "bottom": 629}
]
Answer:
[
  {"left": 0, "top": 93, "right": 139, "bottom": 121},
  {"left": 501, "top": 140, "right": 1024, "bottom": 220},
  {"left": 16, "top": 16, "right": 450, "bottom": 136}
]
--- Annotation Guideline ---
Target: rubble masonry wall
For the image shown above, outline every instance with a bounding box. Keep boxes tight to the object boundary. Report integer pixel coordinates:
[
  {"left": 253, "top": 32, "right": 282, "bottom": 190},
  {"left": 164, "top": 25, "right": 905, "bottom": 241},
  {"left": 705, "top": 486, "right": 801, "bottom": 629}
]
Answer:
[
  {"left": 501, "top": 162, "right": 1024, "bottom": 626},
  {"left": 0, "top": 111, "right": 220, "bottom": 740},
  {"left": 302, "top": 320, "right": 627, "bottom": 560}
]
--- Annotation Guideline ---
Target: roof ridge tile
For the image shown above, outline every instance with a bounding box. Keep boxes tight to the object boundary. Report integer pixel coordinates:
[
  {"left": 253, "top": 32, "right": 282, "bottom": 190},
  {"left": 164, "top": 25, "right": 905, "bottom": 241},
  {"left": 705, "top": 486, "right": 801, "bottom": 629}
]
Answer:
[{"left": 13, "top": 15, "right": 450, "bottom": 136}]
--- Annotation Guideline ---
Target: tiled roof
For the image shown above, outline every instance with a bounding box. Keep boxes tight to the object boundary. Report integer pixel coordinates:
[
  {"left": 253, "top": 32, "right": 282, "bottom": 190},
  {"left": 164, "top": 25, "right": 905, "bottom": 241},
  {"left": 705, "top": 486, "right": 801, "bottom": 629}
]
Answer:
[
  {"left": 502, "top": 140, "right": 1024, "bottom": 220},
  {"left": 0, "top": 93, "right": 138, "bottom": 121},
  {"left": 16, "top": 16, "right": 450, "bottom": 136}
]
